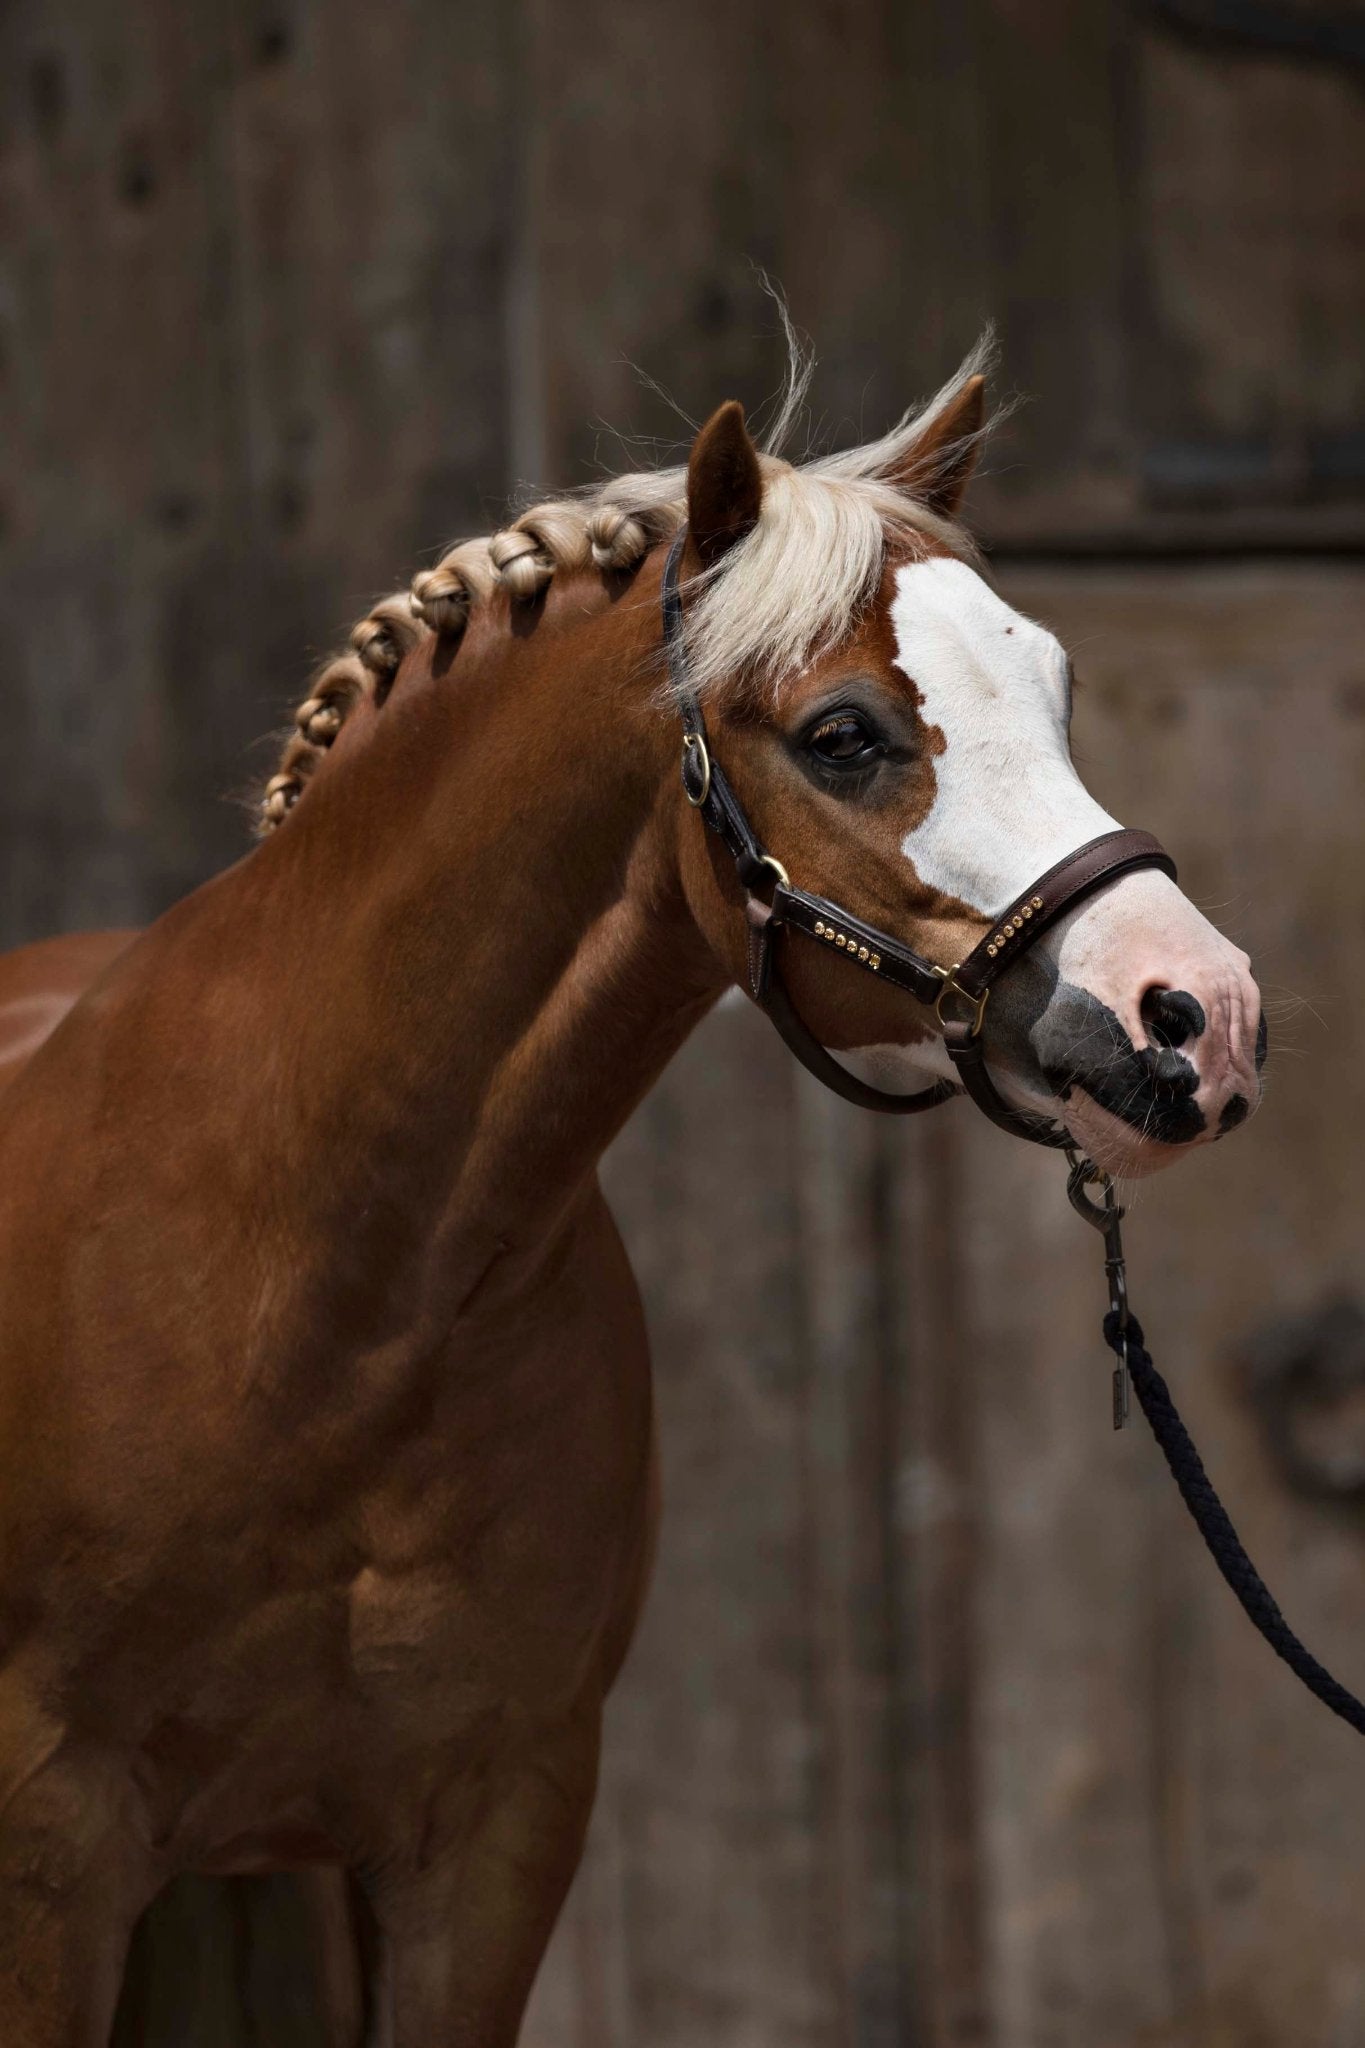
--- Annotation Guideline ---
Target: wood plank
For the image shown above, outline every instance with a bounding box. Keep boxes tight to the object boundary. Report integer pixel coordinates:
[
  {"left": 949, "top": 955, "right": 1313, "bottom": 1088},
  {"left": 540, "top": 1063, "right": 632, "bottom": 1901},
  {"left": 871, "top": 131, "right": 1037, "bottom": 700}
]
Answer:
[{"left": 1133, "top": 13, "right": 1365, "bottom": 521}]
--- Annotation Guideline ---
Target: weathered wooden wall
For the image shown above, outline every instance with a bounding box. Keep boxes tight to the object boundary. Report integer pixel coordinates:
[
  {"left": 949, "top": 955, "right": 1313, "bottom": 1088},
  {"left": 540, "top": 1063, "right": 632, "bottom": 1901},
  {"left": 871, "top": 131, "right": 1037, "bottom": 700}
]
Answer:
[{"left": 1, "top": 1, "right": 1363, "bottom": 2042}]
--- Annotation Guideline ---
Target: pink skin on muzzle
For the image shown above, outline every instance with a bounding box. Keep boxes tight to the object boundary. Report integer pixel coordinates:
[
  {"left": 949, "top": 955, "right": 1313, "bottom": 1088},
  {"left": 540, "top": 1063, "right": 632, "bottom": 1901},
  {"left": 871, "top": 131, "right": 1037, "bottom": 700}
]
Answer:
[{"left": 1042, "top": 869, "right": 1263, "bottom": 1178}]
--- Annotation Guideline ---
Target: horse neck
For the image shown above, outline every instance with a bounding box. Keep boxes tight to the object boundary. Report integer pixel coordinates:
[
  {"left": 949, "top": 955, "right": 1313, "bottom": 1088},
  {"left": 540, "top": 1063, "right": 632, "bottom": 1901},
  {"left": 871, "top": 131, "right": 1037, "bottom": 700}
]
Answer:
[{"left": 235, "top": 568, "right": 726, "bottom": 1303}]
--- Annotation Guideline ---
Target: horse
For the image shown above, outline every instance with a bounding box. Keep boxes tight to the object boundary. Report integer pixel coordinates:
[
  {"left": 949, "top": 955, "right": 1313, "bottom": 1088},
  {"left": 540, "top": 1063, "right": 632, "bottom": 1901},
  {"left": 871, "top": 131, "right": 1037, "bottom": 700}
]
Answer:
[{"left": 0, "top": 348, "right": 1265, "bottom": 2045}]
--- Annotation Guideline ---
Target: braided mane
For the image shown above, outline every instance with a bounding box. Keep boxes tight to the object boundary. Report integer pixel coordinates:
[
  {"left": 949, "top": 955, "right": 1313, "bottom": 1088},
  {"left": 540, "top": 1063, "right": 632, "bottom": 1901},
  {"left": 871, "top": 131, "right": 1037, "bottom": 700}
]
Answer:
[{"left": 258, "top": 338, "right": 992, "bottom": 834}]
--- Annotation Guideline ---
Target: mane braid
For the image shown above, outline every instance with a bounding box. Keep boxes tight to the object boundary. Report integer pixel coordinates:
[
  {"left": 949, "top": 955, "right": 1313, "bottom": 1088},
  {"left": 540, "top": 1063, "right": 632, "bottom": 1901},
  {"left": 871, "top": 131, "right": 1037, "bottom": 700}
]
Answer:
[{"left": 256, "top": 337, "right": 993, "bottom": 834}]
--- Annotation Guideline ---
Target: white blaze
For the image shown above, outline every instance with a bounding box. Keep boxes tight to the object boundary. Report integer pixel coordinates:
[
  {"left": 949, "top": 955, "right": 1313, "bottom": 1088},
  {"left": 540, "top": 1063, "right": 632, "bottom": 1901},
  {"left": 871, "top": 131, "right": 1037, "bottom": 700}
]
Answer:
[
  {"left": 839, "top": 559, "right": 1260, "bottom": 1158},
  {"left": 889, "top": 559, "right": 1116, "bottom": 914}
]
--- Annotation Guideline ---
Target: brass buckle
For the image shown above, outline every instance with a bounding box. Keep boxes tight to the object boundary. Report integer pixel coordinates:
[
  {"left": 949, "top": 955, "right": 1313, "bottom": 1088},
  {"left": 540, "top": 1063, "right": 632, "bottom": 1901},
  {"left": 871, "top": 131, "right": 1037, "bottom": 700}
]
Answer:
[
  {"left": 932, "top": 964, "right": 989, "bottom": 1038},
  {"left": 681, "top": 731, "right": 711, "bottom": 807}
]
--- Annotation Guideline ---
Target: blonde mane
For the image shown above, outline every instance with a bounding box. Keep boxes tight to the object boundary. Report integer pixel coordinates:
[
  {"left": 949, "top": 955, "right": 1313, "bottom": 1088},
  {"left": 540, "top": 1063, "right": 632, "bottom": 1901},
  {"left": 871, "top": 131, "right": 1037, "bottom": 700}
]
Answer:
[{"left": 259, "top": 337, "right": 992, "bottom": 833}]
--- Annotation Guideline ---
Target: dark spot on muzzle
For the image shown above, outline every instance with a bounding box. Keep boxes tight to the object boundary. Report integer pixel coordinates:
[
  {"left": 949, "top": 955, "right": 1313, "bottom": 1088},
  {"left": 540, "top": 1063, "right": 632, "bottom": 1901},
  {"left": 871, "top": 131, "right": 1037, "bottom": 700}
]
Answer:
[
  {"left": 1255, "top": 1012, "right": 1269, "bottom": 1072},
  {"left": 1032, "top": 982, "right": 1208, "bottom": 1145},
  {"left": 1218, "top": 1095, "right": 1250, "bottom": 1136}
]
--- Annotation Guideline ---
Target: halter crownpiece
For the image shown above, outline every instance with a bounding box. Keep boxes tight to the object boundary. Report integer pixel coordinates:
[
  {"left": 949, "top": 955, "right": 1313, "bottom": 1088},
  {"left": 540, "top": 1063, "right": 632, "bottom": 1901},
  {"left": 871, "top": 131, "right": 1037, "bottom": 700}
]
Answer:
[{"left": 661, "top": 528, "right": 1176, "bottom": 1145}]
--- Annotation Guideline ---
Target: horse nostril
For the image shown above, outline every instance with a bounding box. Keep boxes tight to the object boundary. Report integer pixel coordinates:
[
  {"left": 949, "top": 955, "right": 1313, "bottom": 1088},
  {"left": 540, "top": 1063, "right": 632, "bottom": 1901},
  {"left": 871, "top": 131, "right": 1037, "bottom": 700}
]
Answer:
[{"left": 1141, "top": 986, "right": 1206, "bottom": 1051}]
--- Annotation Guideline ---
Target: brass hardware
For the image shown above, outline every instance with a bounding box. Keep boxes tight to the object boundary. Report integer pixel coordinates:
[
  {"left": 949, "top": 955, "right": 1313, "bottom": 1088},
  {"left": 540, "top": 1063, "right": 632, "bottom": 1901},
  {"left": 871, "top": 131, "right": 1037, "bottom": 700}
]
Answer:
[
  {"left": 753, "top": 852, "right": 789, "bottom": 891},
  {"left": 681, "top": 731, "right": 711, "bottom": 807},
  {"left": 869, "top": 953, "right": 881, "bottom": 971},
  {"left": 990, "top": 897, "right": 1046, "bottom": 955},
  {"left": 932, "top": 964, "right": 990, "bottom": 1037}
]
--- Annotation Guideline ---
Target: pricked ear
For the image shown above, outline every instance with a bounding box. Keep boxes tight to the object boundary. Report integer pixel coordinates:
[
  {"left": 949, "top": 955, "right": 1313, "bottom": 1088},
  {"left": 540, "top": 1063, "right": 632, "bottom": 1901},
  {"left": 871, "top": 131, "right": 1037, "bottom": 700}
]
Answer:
[
  {"left": 891, "top": 373, "right": 987, "bottom": 519},
  {"left": 687, "top": 401, "right": 763, "bottom": 566}
]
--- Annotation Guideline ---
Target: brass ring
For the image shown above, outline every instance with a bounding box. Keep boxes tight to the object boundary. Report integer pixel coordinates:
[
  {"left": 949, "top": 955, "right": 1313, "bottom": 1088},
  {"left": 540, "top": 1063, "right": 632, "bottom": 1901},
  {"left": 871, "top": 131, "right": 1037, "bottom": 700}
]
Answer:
[
  {"left": 681, "top": 732, "right": 711, "bottom": 807},
  {"left": 932, "top": 964, "right": 989, "bottom": 1038},
  {"left": 755, "top": 853, "right": 790, "bottom": 890}
]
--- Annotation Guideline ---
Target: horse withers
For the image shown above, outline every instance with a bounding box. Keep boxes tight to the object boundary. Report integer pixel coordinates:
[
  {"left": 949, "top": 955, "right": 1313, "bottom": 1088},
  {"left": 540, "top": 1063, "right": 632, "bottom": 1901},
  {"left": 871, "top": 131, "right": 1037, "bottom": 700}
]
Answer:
[{"left": 0, "top": 353, "right": 1263, "bottom": 2045}]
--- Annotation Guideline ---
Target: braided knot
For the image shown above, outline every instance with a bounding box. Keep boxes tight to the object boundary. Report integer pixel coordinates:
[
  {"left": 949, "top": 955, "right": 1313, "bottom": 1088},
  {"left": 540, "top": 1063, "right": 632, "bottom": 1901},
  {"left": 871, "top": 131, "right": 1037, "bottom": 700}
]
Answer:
[
  {"left": 261, "top": 773, "right": 301, "bottom": 827},
  {"left": 489, "top": 506, "right": 592, "bottom": 600},
  {"left": 412, "top": 564, "right": 474, "bottom": 636},
  {"left": 350, "top": 596, "right": 422, "bottom": 705},
  {"left": 488, "top": 526, "right": 548, "bottom": 599},
  {"left": 588, "top": 504, "right": 650, "bottom": 570},
  {"left": 588, "top": 496, "right": 684, "bottom": 571},
  {"left": 292, "top": 655, "right": 367, "bottom": 744},
  {"left": 411, "top": 541, "right": 494, "bottom": 638},
  {"left": 352, "top": 598, "right": 420, "bottom": 676},
  {"left": 294, "top": 698, "right": 343, "bottom": 745},
  {"left": 258, "top": 730, "right": 326, "bottom": 834}
]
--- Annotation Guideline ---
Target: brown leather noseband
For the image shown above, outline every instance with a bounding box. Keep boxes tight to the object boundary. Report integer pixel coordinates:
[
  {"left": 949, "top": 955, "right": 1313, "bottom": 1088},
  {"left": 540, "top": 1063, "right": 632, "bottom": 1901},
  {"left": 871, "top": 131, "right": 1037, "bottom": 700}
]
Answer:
[{"left": 662, "top": 530, "right": 1177, "bottom": 1148}]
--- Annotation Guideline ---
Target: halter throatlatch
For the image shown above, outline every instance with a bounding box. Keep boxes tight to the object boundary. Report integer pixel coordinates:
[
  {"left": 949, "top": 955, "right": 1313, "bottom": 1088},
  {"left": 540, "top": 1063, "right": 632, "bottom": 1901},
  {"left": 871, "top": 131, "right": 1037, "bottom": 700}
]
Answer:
[
  {"left": 665, "top": 526, "right": 1365, "bottom": 1740},
  {"left": 662, "top": 528, "right": 1176, "bottom": 1143}
]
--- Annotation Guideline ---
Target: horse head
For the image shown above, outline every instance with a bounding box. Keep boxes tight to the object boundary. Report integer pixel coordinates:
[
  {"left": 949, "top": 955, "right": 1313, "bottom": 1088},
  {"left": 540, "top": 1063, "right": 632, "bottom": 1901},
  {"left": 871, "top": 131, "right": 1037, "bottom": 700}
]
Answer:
[{"left": 673, "top": 376, "right": 1265, "bottom": 1176}]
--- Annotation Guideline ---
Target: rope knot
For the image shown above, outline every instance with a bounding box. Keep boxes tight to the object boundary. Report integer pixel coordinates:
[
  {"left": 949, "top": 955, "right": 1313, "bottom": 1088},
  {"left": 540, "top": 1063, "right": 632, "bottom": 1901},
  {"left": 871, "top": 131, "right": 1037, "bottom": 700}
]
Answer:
[{"left": 1103, "top": 1307, "right": 1146, "bottom": 1356}]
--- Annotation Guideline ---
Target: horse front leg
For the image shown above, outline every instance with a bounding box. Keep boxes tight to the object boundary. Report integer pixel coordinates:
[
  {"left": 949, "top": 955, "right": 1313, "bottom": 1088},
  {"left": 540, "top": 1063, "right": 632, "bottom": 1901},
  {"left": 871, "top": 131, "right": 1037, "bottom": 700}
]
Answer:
[
  {"left": 0, "top": 1750, "right": 155, "bottom": 2048},
  {"left": 362, "top": 1702, "right": 601, "bottom": 2048}
]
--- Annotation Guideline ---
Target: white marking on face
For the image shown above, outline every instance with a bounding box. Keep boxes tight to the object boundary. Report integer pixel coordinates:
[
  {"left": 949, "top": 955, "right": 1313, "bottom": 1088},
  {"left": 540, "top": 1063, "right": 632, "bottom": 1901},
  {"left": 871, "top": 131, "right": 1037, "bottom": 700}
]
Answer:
[
  {"left": 890, "top": 559, "right": 1116, "bottom": 913},
  {"left": 832, "top": 557, "right": 1262, "bottom": 1163},
  {"left": 835, "top": 1034, "right": 962, "bottom": 1098}
]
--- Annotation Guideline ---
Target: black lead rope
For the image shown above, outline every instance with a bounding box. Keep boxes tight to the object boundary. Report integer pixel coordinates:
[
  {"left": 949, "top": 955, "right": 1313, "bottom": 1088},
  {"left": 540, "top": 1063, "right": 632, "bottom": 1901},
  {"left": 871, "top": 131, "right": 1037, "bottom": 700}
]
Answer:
[{"left": 1068, "top": 1155, "right": 1365, "bottom": 1738}]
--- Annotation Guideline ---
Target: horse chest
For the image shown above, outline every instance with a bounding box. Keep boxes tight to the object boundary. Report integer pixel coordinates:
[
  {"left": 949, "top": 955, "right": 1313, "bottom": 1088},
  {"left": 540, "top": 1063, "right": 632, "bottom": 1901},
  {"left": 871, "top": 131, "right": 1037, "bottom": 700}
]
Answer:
[{"left": 342, "top": 1548, "right": 604, "bottom": 1727}]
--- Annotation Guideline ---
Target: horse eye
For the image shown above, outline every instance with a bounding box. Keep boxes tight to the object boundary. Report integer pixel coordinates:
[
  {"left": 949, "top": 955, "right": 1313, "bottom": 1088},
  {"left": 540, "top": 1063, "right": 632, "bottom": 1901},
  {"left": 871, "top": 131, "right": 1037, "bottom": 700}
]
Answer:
[{"left": 805, "top": 711, "right": 884, "bottom": 767}]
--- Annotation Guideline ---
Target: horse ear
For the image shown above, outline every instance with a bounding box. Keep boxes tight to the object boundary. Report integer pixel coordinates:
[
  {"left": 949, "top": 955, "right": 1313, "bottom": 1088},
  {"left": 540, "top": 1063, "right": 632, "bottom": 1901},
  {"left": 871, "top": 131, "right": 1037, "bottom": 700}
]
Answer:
[
  {"left": 687, "top": 401, "right": 764, "bottom": 566},
  {"left": 889, "top": 373, "right": 987, "bottom": 519}
]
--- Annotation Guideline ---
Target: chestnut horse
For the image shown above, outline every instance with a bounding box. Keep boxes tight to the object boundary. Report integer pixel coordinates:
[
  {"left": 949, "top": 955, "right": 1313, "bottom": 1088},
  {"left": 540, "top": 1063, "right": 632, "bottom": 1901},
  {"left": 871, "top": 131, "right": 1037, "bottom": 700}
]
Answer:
[{"left": 0, "top": 356, "right": 1263, "bottom": 2045}]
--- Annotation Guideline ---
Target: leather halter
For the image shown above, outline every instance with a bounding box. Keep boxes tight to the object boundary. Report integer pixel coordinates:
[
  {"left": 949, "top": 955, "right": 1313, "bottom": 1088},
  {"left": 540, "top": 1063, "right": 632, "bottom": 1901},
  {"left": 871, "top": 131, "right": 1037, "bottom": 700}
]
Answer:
[{"left": 662, "top": 530, "right": 1178, "bottom": 1148}]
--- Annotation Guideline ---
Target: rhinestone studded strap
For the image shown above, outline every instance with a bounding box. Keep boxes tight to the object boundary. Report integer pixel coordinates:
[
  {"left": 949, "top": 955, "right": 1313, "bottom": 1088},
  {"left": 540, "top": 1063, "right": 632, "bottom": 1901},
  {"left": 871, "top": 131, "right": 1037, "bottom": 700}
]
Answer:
[{"left": 950, "top": 830, "right": 1177, "bottom": 1002}]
